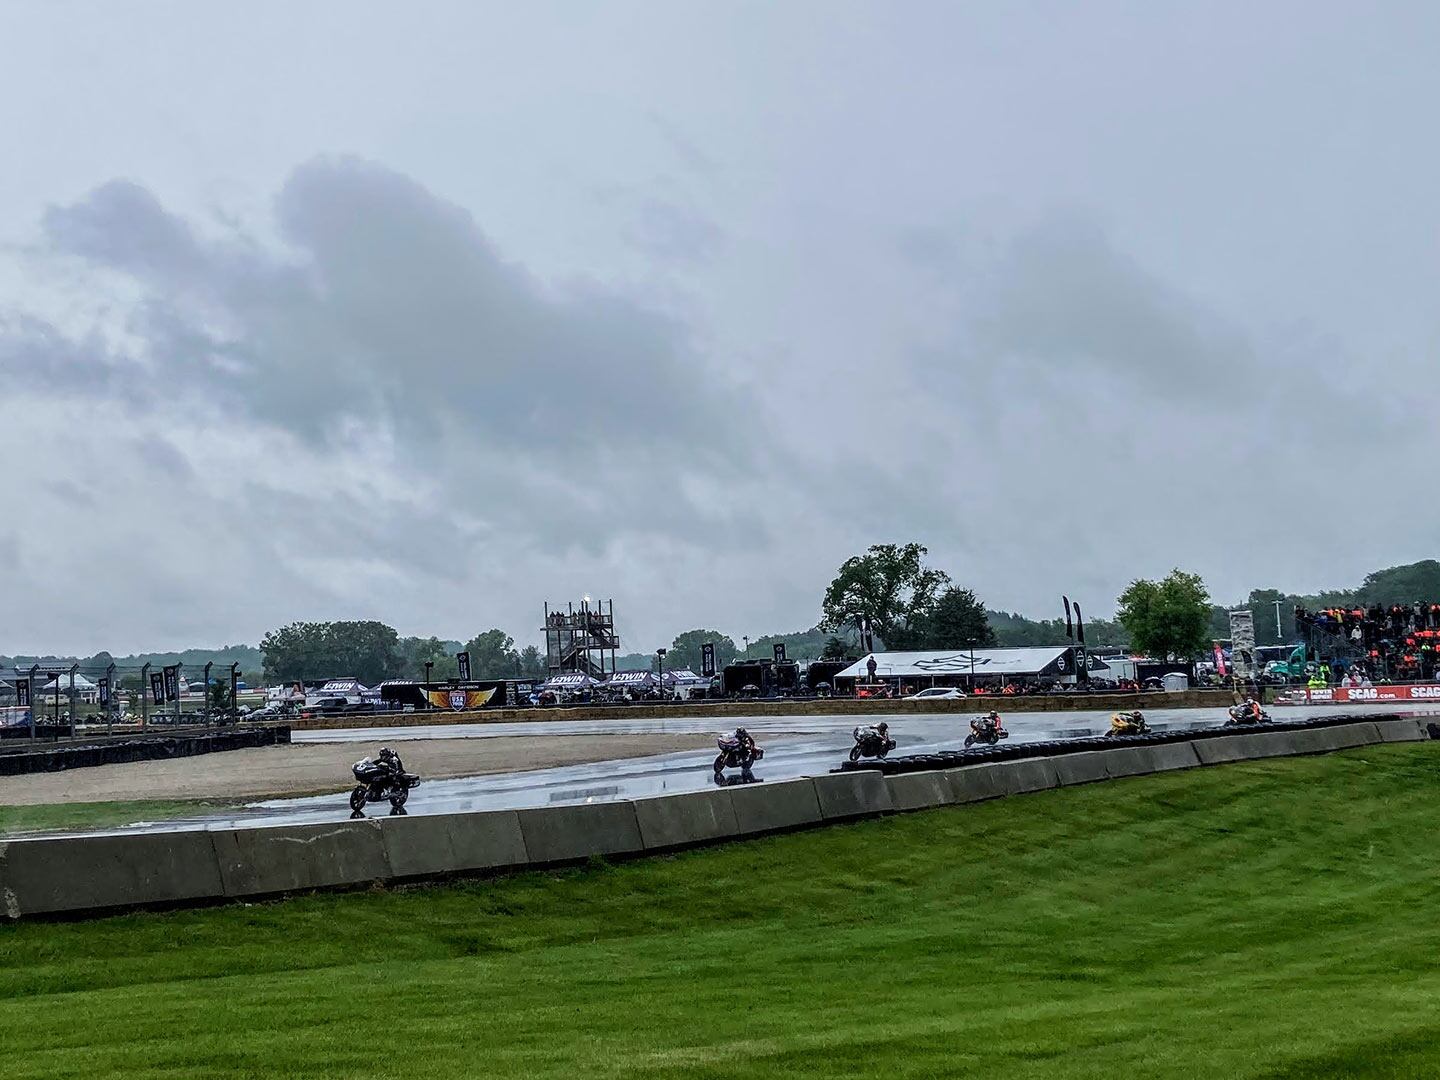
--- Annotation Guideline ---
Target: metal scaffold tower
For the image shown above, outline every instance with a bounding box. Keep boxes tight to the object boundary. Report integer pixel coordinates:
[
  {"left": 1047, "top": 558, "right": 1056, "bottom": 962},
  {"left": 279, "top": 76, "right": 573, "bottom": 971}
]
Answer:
[{"left": 543, "top": 598, "right": 620, "bottom": 678}]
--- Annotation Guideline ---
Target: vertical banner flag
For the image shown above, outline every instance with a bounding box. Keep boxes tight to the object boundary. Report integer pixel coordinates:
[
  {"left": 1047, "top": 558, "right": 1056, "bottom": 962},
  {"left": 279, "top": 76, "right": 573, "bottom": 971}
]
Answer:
[
  {"left": 1214, "top": 643, "right": 1228, "bottom": 677},
  {"left": 456, "top": 651, "right": 472, "bottom": 681},
  {"left": 150, "top": 672, "right": 166, "bottom": 705},
  {"left": 16, "top": 679, "right": 30, "bottom": 708},
  {"left": 773, "top": 643, "right": 787, "bottom": 663},
  {"left": 98, "top": 678, "right": 110, "bottom": 706},
  {"left": 701, "top": 642, "right": 716, "bottom": 677},
  {"left": 163, "top": 665, "right": 179, "bottom": 703}
]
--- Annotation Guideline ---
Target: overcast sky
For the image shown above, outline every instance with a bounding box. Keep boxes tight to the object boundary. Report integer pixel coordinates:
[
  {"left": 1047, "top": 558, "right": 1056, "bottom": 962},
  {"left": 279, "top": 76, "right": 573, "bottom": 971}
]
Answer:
[{"left": 2, "top": 1, "right": 1438, "bottom": 655}]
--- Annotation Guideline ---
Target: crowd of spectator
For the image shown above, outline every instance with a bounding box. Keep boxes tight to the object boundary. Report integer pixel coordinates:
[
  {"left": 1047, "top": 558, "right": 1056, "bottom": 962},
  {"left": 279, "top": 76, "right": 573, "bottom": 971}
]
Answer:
[{"left": 1295, "top": 603, "right": 1440, "bottom": 682}]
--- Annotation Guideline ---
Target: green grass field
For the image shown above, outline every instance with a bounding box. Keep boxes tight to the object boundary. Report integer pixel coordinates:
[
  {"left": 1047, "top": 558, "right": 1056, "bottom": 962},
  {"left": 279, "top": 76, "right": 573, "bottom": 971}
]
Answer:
[
  {"left": 3, "top": 743, "right": 1440, "bottom": 1078},
  {"left": 0, "top": 799, "right": 235, "bottom": 836}
]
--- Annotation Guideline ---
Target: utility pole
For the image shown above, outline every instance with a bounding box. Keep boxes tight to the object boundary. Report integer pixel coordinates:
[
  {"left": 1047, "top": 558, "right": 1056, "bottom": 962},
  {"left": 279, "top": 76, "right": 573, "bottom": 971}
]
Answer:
[{"left": 1274, "top": 600, "right": 1283, "bottom": 641}]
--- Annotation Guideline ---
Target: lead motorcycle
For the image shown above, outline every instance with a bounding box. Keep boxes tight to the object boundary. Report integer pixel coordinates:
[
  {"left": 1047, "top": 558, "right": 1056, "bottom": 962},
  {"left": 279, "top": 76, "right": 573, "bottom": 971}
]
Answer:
[
  {"left": 964, "top": 712, "right": 1009, "bottom": 748},
  {"left": 350, "top": 750, "right": 422, "bottom": 817},
  {"left": 714, "top": 729, "right": 764, "bottom": 780},
  {"left": 850, "top": 723, "right": 897, "bottom": 761}
]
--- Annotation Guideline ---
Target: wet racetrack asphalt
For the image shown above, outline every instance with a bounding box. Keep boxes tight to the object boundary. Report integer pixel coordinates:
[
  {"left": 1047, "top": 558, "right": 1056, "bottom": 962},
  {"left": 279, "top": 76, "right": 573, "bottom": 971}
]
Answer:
[{"left": 66, "top": 700, "right": 1439, "bottom": 837}]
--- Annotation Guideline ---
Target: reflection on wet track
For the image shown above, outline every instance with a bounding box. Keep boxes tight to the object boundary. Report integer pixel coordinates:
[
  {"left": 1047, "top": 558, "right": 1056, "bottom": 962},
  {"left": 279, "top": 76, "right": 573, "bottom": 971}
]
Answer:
[{"left": 66, "top": 702, "right": 1440, "bottom": 836}]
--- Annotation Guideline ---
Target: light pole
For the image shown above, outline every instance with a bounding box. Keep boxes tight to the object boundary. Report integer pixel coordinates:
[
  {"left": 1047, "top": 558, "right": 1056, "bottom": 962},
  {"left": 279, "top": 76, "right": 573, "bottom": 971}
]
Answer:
[
  {"left": 656, "top": 648, "right": 667, "bottom": 698},
  {"left": 423, "top": 661, "right": 434, "bottom": 708},
  {"left": 1273, "top": 600, "right": 1283, "bottom": 641}
]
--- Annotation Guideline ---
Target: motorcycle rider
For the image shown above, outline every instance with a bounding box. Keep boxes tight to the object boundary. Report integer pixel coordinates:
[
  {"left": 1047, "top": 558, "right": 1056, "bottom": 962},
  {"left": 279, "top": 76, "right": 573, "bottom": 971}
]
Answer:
[
  {"left": 377, "top": 746, "right": 404, "bottom": 774},
  {"left": 727, "top": 727, "right": 757, "bottom": 761},
  {"left": 855, "top": 720, "right": 890, "bottom": 743},
  {"left": 1109, "top": 710, "right": 1146, "bottom": 735},
  {"left": 971, "top": 711, "right": 1004, "bottom": 737}
]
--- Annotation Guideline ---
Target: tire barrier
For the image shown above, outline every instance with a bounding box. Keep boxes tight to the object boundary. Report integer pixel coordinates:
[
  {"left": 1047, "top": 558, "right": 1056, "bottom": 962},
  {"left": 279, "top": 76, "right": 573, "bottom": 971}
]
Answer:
[
  {"left": 0, "top": 713, "right": 1433, "bottom": 919},
  {"left": 0, "top": 726, "right": 290, "bottom": 777},
  {"left": 836, "top": 713, "right": 1429, "bottom": 776}
]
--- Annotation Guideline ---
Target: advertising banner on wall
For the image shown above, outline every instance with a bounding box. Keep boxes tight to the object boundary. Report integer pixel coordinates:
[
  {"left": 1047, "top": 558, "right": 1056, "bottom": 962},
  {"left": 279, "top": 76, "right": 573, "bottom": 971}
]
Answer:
[
  {"left": 1281, "top": 684, "right": 1440, "bottom": 704},
  {"left": 424, "top": 685, "right": 500, "bottom": 710}
]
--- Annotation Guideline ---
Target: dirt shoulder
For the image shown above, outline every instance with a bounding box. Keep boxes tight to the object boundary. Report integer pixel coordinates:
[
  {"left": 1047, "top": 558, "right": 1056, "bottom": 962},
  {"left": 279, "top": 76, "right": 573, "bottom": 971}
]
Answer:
[{"left": 0, "top": 734, "right": 715, "bottom": 805}]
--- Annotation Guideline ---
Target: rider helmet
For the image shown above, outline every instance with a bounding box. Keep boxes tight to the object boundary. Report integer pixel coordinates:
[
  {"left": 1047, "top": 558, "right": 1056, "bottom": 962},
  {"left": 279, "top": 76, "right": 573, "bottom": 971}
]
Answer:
[{"left": 876, "top": 722, "right": 888, "bottom": 734}]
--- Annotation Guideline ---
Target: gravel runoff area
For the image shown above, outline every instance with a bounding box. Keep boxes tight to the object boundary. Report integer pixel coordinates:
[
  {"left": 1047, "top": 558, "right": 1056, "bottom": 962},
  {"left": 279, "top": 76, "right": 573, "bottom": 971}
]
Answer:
[{"left": 0, "top": 734, "right": 717, "bottom": 805}]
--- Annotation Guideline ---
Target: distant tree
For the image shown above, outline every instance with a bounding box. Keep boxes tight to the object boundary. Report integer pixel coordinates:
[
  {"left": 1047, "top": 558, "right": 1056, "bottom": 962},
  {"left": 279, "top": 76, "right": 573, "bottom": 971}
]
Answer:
[
  {"left": 920, "top": 588, "right": 997, "bottom": 649},
  {"left": 1353, "top": 561, "right": 1440, "bottom": 607},
  {"left": 209, "top": 679, "right": 231, "bottom": 712},
  {"left": 1117, "top": 570, "right": 1212, "bottom": 660},
  {"left": 664, "top": 629, "right": 737, "bottom": 674},
  {"left": 397, "top": 636, "right": 458, "bottom": 680},
  {"left": 260, "top": 620, "right": 401, "bottom": 684},
  {"left": 464, "top": 628, "right": 521, "bottom": 678},
  {"left": 821, "top": 636, "right": 853, "bottom": 661},
  {"left": 1246, "top": 589, "right": 1295, "bottom": 646},
  {"left": 821, "top": 543, "right": 951, "bottom": 650},
  {"left": 518, "top": 645, "right": 546, "bottom": 679}
]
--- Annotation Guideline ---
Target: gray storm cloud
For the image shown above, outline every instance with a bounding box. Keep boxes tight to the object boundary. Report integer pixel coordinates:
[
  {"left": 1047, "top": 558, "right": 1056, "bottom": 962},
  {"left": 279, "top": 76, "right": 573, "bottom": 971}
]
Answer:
[{"left": 3, "top": 0, "right": 1439, "bottom": 654}]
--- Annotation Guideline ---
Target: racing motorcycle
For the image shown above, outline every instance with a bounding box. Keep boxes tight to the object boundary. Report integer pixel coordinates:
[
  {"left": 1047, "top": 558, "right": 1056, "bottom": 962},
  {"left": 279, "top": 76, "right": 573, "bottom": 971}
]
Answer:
[
  {"left": 1107, "top": 710, "right": 1150, "bottom": 737},
  {"left": 1227, "top": 701, "right": 1272, "bottom": 725},
  {"left": 850, "top": 723, "right": 897, "bottom": 761},
  {"left": 349, "top": 752, "right": 422, "bottom": 817},
  {"left": 964, "top": 712, "right": 1009, "bottom": 748},
  {"left": 714, "top": 730, "right": 764, "bottom": 780}
]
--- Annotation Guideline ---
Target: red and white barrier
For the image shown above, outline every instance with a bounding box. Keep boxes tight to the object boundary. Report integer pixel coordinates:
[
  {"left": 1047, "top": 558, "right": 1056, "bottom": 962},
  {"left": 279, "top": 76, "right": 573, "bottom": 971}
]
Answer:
[{"left": 1278, "top": 684, "right": 1440, "bottom": 705}]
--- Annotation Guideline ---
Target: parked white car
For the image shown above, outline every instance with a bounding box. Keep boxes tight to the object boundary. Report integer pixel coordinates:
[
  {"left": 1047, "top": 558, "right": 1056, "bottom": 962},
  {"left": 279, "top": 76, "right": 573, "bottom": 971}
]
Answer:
[{"left": 906, "top": 687, "right": 966, "bottom": 700}]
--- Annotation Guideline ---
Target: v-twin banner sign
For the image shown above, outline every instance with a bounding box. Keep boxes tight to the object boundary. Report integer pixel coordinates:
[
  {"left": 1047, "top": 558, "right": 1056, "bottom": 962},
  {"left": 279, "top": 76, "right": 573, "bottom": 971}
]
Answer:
[{"left": 1283, "top": 684, "right": 1440, "bottom": 704}]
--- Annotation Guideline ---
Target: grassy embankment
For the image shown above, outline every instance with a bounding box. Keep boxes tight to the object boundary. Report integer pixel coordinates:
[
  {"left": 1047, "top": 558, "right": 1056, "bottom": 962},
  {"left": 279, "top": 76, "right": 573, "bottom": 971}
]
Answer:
[
  {"left": 0, "top": 800, "right": 235, "bottom": 835},
  {"left": 3, "top": 743, "right": 1440, "bottom": 1078}
]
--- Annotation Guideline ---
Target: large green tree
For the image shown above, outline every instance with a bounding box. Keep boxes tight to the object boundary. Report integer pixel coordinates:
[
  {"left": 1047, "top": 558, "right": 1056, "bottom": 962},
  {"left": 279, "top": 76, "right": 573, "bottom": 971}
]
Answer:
[
  {"left": 464, "top": 629, "right": 521, "bottom": 678},
  {"left": 919, "top": 587, "right": 997, "bottom": 649},
  {"left": 820, "top": 543, "right": 951, "bottom": 650},
  {"left": 1116, "top": 570, "right": 1213, "bottom": 660},
  {"left": 259, "top": 620, "right": 402, "bottom": 684},
  {"left": 664, "top": 629, "right": 737, "bottom": 674}
]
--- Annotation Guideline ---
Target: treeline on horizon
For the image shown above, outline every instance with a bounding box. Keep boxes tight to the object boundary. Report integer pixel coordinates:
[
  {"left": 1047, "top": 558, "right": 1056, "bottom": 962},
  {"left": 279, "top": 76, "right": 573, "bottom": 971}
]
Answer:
[{"left": 6, "top": 559, "right": 1439, "bottom": 684}]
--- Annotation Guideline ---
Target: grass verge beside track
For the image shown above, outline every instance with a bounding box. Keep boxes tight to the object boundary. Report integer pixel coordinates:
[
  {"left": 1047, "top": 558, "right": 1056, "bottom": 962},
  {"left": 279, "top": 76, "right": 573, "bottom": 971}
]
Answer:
[
  {"left": 0, "top": 799, "right": 236, "bottom": 836},
  {"left": 3, "top": 743, "right": 1440, "bottom": 1078}
]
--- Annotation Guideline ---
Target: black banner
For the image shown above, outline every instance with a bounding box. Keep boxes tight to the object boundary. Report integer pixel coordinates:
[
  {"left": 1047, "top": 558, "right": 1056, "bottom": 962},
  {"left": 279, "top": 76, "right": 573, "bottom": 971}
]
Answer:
[
  {"left": 150, "top": 672, "right": 166, "bottom": 705},
  {"left": 163, "top": 665, "right": 180, "bottom": 702},
  {"left": 98, "top": 678, "right": 110, "bottom": 706},
  {"left": 456, "top": 651, "right": 471, "bottom": 681},
  {"left": 15, "top": 679, "right": 30, "bottom": 708},
  {"left": 773, "top": 642, "right": 787, "bottom": 663},
  {"left": 701, "top": 642, "right": 716, "bottom": 677}
]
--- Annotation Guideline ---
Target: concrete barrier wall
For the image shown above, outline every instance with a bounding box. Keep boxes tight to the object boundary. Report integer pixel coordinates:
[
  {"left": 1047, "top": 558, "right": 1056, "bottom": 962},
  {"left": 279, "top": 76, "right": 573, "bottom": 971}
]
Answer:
[{"left": 1, "top": 718, "right": 1430, "bottom": 919}]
